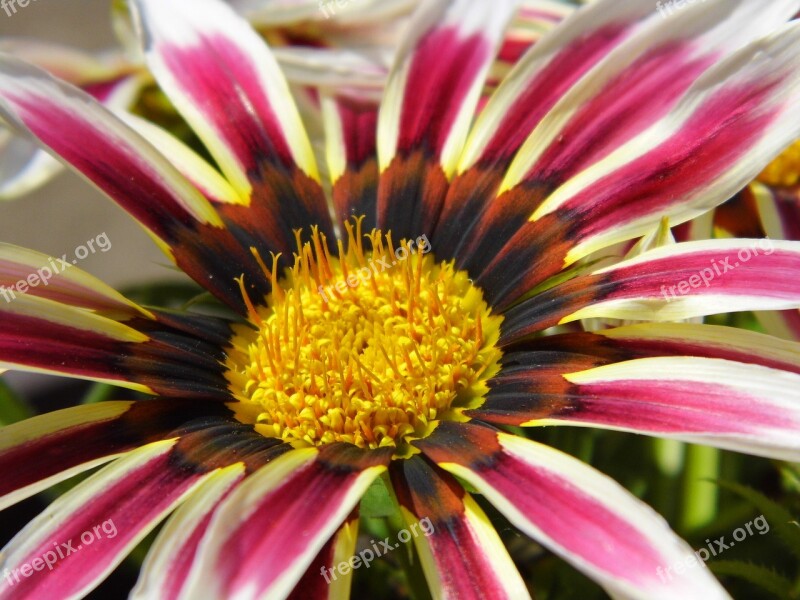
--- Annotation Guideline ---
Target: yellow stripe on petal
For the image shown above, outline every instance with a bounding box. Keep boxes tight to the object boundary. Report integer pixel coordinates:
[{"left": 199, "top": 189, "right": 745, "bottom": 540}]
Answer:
[{"left": 0, "top": 401, "right": 133, "bottom": 453}]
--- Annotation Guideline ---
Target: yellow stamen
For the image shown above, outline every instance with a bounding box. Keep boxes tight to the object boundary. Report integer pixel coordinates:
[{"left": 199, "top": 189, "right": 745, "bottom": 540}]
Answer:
[
  {"left": 225, "top": 219, "right": 503, "bottom": 455},
  {"left": 757, "top": 139, "right": 800, "bottom": 187}
]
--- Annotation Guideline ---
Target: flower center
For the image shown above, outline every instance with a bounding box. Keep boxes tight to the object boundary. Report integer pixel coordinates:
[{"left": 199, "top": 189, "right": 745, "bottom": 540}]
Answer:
[
  {"left": 758, "top": 139, "right": 800, "bottom": 187},
  {"left": 225, "top": 218, "right": 503, "bottom": 454}
]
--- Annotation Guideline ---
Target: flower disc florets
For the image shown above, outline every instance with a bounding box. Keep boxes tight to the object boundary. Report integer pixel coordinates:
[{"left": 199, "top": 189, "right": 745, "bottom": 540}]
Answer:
[{"left": 226, "top": 218, "right": 503, "bottom": 454}]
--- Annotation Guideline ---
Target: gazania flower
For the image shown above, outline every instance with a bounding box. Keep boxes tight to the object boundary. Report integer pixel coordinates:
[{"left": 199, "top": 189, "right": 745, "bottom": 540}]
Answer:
[{"left": 2, "top": 0, "right": 800, "bottom": 598}]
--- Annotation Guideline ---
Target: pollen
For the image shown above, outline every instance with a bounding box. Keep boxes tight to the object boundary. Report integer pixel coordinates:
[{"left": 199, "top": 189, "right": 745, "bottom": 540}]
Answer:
[
  {"left": 224, "top": 218, "right": 503, "bottom": 454},
  {"left": 758, "top": 139, "right": 800, "bottom": 187}
]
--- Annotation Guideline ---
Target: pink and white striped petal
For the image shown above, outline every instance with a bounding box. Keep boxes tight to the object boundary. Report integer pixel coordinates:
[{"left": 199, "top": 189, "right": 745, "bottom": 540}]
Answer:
[
  {"left": 377, "top": 0, "right": 521, "bottom": 178},
  {"left": 478, "top": 21, "right": 800, "bottom": 306},
  {"left": 183, "top": 445, "right": 391, "bottom": 600},
  {"left": 391, "top": 457, "right": 530, "bottom": 599},
  {"left": 548, "top": 21, "right": 800, "bottom": 265},
  {"left": 0, "top": 399, "right": 226, "bottom": 512},
  {"left": 116, "top": 112, "right": 244, "bottom": 206},
  {"left": 0, "top": 402, "right": 133, "bottom": 511},
  {"left": 131, "top": 0, "right": 321, "bottom": 195},
  {"left": 0, "top": 440, "right": 214, "bottom": 599},
  {"left": 287, "top": 516, "right": 359, "bottom": 600},
  {"left": 458, "top": 0, "right": 657, "bottom": 172},
  {"left": 501, "top": 239, "right": 800, "bottom": 341},
  {"left": 0, "top": 293, "right": 152, "bottom": 389},
  {"left": 548, "top": 356, "right": 800, "bottom": 461},
  {"left": 501, "top": 0, "right": 800, "bottom": 193},
  {"left": 415, "top": 423, "right": 730, "bottom": 600},
  {"left": 0, "top": 55, "right": 222, "bottom": 242},
  {"left": 130, "top": 464, "right": 247, "bottom": 600},
  {"left": 0, "top": 243, "right": 150, "bottom": 318},
  {"left": 597, "top": 322, "right": 800, "bottom": 375}
]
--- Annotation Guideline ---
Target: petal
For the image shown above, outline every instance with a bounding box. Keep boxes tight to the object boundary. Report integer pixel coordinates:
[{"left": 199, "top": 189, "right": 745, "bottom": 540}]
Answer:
[
  {"left": 477, "top": 19, "right": 800, "bottom": 307},
  {"left": 130, "top": 465, "right": 247, "bottom": 600},
  {"left": 548, "top": 356, "right": 800, "bottom": 461},
  {"left": 0, "top": 294, "right": 231, "bottom": 399},
  {"left": 322, "top": 93, "right": 380, "bottom": 229},
  {"left": 0, "top": 48, "right": 290, "bottom": 312},
  {"left": 474, "top": 323, "right": 800, "bottom": 460},
  {"left": 391, "top": 456, "right": 530, "bottom": 599},
  {"left": 0, "top": 439, "right": 214, "bottom": 599},
  {"left": 0, "top": 56, "right": 222, "bottom": 239},
  {"left": 116, "top": 111, "right": 243, "bottom": 206},
  {"left": 0, "top": 243, "right": 149, "bottom": 318},
  {"left": 414, "top": 422, "right": 729, "bottom": 600},
  {"left": 0, "top": 400, "right": 232, "bottom": 511},
  {"left": 433, "top": 0, "right": 655, "bottom": 258},
  {"left": 500, "top": 239, "right": 800, "bottom": 340},
  {"left": 287, "top": 515, "right": 359, "bottom": 600},
  {"left": 183, "top": 444, "right": 391, "bottom": 600},
  {"left": 131, "top": 435, "right": 291, "bottom": 600},
  {"left": 131, "top": 0, "right": 321, "bottom": 192},
  {"left": 376, "top": 0, "right": 519, "bottom": 237}
]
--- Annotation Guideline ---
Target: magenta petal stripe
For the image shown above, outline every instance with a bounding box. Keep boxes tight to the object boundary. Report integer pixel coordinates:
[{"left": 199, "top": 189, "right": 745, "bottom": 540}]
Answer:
[
  {"left": 131, "top": 464, "right": 247, "bottom": 600},
  {"left": 432, "top": 0, "right": 651, "bottom": 259},
  {"left": 183, "top": 444, "right": 392, "bottom": 600},
  {"left": 471, "top": 324, "right": 800, "bottom": 460},
  {"left": 0, "top": 243, "right": 149, "bottom": 318},
  {"left": 500, "top": 240, "right": 800, "bottom": 342},
  {"left": 287, "top": 515, "right": 359, "bottom": 600},
  {"left": 0, "top": 56, "right": 280, "bottom": 312},
  {"left": 0, "top": 441, "right": 209, "bottom": 600},
  {"left": 476, "top": 22, "right": 800, "bottom": 307},
  {"left": 414, "top": 422, "right": 729, "bottom": 600},
  {"left": 0, "top": 418, "right": 287, "bottom": 599},
  {"left": 543, "top": 357, "right": 800, "bottom": 461},
  {"left": 132, "top": 437, "right": 291, "bottom": 600},
  {"left": 391, "top": 457, "right": 530, "bottom": 599},
  {"left": 0, "top": 401, "right": 234, "bottom": 511},
  {"left": 131, "top": 0, "right": 333, "bottom": 237},
  {"left": 0, "top": 56, "right": 220, "bottom": 242},
  {"left": 450, "top": 0, "right": 799, "bottom": 273},
  {"left": 376, "top": 0, "right": 519, "bottom": 238},
  {"left": 0, "top": 295, "right": 232, "bottom": 399}
]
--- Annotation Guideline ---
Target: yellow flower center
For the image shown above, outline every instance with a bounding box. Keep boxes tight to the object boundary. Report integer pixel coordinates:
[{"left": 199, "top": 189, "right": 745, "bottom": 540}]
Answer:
[
  {"left": 757, "top": 139, "right": 800, "bottom": 187},
  {"left": 225, "top": 218, "right": 503, "bottom": 455}
]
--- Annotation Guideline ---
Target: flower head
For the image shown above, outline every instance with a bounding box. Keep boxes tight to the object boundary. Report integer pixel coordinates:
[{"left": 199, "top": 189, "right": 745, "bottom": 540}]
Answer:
[{"left": 2, "top": 0, "right": 800, "bottom": 598}]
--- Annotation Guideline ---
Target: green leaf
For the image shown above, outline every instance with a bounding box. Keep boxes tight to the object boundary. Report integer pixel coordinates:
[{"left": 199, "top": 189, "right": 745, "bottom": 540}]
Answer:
[
  {"left": 360, "top": 476, "right": 396, "bottom": 519},
  {"left": 709, "top": 560, "right": 794, "bottom": 598},
  {"left": 81, "top": 382, "right": 117, "bottom": 405},
  {"left": 715, "top": 480, "right": 800, "bottom": 561},
  {"left": 0, "top": 378, "right": 31, "bottom": 425}
]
